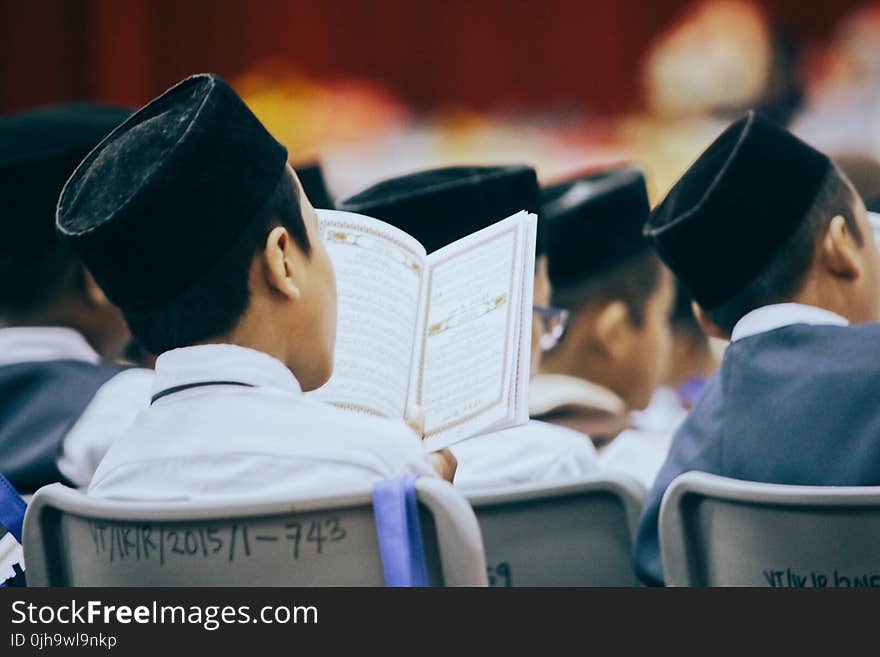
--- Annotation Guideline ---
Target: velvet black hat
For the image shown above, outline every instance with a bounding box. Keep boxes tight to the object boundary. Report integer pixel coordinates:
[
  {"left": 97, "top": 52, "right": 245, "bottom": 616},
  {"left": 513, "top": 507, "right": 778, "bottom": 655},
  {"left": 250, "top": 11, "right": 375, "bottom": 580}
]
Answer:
[
  {"left": 645, "top": 111, "right": 832, "bottom": 309},
  {"left": 56, "top": 74, "right": 288, "bottom": 313},
  {"left": 294, "top": 162, "right": 334, "bottom": 210},
  {"left": 0, "top": 104, "right": 130, "bottom": 262},
  {"left": 542, "top": 165, "right": 651, "bottom": 290},
  {"left": 337, "top": 165, "right": 540, "bottom": 254}
]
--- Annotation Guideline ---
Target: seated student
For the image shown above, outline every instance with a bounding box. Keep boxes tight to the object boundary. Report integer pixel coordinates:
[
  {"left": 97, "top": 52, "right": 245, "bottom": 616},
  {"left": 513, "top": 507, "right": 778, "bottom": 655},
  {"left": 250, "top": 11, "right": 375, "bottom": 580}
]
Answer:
[
  {"left": 55, "top": 74, "right": 452, "bottom": 501},
  {"left": 531, "top": 167, "right": 674, "bottom": 453},
  {"left": 338, "top": 166, "right": 598, "bottom": 489},
  {"left": 0, "top": 105, "right": 153, "bottom": 493},
  {"left": 634, "top": 111, "right": 880, "bottom": 586}
]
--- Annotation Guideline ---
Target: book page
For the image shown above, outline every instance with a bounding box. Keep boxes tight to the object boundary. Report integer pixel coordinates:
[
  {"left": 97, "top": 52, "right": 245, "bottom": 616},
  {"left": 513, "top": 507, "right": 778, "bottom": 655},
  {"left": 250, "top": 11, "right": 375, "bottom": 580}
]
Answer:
[
  {"left": 309, "top": 209, "right": 426, "bottom": 419},
  {"left": 409, "top": 211, "right": 536, "bottom": 449},
  {"left": 510, "top": 216, "right": 537, "bottom": 427}
]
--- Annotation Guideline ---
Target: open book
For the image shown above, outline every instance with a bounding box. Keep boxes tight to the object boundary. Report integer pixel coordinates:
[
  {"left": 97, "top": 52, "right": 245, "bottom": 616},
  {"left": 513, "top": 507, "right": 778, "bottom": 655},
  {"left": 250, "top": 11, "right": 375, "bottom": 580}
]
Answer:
[{"left": 310, "top": 209, "right": 537, "bottom": 450}]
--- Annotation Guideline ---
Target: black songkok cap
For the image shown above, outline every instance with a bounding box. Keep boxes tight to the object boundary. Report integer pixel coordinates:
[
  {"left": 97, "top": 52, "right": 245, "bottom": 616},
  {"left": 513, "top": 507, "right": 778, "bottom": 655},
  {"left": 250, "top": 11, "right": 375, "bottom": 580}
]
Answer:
[
  {"left": 56, "top": 73, "right": 288, "bottom": 313},
  {"left": 0, "top": 104, "right": 129, "bottom": 264},
  {"left": 294, "top": 161, "right": 334, "bottom": 210},
  {"left": 542, "top": 166, "right": 651, "bottom": 289},
  {"left": 645, "top": 111, "right": 832, "bottom": 309},
  {"left": 337, "top": 165, "right": 540, "bottom": 254}
]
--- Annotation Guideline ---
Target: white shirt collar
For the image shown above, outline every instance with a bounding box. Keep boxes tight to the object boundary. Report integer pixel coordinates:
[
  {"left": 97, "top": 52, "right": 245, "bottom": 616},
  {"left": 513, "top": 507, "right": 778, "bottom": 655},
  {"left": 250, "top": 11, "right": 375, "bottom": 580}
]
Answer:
[
  {"left": 153, "top": 344, "right": 302, "bottom": 400},
  {"left": 730, "top": 303, "right": 849, "bottom": 342},
  {"left": 529, "top": 373, "right": 627, "bottom": 417},
  {"left": 0, "top": 326, "right": 100, "bottom": 367}
]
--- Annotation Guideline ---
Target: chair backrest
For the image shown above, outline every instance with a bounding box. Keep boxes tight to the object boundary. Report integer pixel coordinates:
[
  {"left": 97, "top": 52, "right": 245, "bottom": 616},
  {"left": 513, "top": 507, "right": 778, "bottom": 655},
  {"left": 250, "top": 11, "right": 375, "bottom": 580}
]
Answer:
[
  {"left": 465, "top": 473, "right": 646, "bottom": 586},
  {"left": 23, "top": 478, "right": 487, "bottom": 586},
  {"left": 660, "top": 471, "right": 880, "bottom": 587}
]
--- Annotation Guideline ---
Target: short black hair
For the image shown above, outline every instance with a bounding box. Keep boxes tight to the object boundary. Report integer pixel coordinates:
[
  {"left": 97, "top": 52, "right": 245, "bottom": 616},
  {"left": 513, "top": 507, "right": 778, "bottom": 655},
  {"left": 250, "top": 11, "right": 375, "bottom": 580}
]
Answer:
[
  {"left": 551, "top": 250, "right": 664, "bottom": 325},
  {"left": 0, "top": 240, "right": 78, "bottom": 320},
  {"left": 705, "top": 166, "right": 862, "bottom": 334},
  {"left": 124, "top": 169, "right": 311, "bottom": 354}
]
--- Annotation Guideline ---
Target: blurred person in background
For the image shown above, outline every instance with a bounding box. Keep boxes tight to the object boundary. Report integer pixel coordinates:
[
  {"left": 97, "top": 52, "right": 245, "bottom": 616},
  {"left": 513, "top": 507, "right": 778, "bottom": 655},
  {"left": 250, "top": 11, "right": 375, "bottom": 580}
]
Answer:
[
  {"left": 0, "top": 105, "right": 153, "bottom": 494},
  {"left": 626, "top": 0, "right": 803, "bottom": 206},
  {"left": 644, "top": 0, "right": 802, "bottom": 125},
  {"left": 793, "top": 4, "right": 880, "bottom": 199},
  {"left": 532, "top": 166, "right": 675, "bottom": 479}
]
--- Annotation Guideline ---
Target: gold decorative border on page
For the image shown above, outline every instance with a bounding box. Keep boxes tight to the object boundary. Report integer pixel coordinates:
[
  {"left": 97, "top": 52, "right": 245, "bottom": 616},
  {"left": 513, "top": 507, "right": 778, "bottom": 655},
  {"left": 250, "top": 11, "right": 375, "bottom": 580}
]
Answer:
[
  {"left": 416, "top": 226, "right": 519, "bottom": 439},
  {"left": 322, "top": 221, "right": 422, "bottom": 275},
  {"left": 327, "top": 401, "right": 388, "bottom": 418},
  {"left": 427, "top": 294, "right": 508, "bottom": 337}
]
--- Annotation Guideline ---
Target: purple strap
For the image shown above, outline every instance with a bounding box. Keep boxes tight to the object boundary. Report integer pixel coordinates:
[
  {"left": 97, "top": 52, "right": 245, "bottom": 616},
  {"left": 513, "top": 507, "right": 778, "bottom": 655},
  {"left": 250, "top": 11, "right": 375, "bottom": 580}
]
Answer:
[
  {"left": 679, "top": 376, "right": 709, "bottom": 409},
  {"left": 372, "top": 476, "right": 429, "bottom": 587}
]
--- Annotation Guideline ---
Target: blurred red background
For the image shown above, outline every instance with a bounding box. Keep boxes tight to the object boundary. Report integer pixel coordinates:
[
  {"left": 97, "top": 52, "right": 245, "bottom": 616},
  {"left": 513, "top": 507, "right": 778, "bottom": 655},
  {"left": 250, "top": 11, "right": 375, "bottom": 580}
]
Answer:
[{"left": 0, "top": 0, "right": 865, "bottom": 115}]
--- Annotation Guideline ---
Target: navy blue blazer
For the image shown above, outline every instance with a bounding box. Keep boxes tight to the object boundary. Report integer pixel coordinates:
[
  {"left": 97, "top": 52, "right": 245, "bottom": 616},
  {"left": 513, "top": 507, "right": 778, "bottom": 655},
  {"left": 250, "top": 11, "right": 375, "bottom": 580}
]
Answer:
[
  {"left": 0, "top": 360, "right": 122, "bottom": 493},
  {"left": 633, "top": 323, "right": 880, "bottom": 585}
]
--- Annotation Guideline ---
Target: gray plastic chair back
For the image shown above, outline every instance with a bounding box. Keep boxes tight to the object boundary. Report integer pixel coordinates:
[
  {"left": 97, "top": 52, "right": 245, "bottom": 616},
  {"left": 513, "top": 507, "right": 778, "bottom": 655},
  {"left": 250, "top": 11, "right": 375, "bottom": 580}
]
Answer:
[
  {"left": 465, "top": 473, "right": 646, "bottom": 586},
  {"left": 660, "top": 471, "right": 880, "bottom": 587},
  {"left": 23, "top": 478, "right": 487, "bottom": 586}
]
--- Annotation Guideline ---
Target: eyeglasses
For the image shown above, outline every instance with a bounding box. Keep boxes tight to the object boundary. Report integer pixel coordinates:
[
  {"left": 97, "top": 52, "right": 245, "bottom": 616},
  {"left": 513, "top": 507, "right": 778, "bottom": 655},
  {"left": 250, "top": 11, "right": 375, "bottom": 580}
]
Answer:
[{"left": 533, "top": 304, "right": 570, "bottom": 352}]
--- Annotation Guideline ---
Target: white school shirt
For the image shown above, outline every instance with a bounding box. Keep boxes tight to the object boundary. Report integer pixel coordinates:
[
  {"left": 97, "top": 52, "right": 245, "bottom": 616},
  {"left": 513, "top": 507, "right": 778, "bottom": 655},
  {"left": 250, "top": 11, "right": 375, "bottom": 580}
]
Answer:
[
  {"left": 631, "top": 386, "right": 688, "bottom": 435},
  {"left": 602, "top": 386, "right": 686, "bottom": 489},
  {"left": 529, "top": 373, "right": 679, "bottom": 489},
  {"left": 450, "top": 420, "right": 599, "bottom": 490},
  {"left": 598, "top": 428, "right": 674, "bottom": 490},
  {"left": 529, "top": 373, "right": 627, "bottom": 419},
  {"left": 88, "top": 344, "right": 439, "bottom": 502},
  {"left": 730, "top": 303, "right": 848, "bottom": 342},
  {"left": 0, "top": 327, "right": 153, "bottom": 487},
  {"left": 527, "top": 373, "right": 675, "bottom": 488}
]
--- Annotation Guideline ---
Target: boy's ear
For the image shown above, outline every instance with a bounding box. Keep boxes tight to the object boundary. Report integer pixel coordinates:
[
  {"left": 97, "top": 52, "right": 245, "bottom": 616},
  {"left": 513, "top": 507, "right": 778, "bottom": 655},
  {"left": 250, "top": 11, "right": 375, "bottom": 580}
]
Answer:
[
  {"left": 263, "top": 225, "right": 302, "bottom": 300},
  {"left": 820, "top": 214, "right": 861, "bottom": 280},
  {"left": 693, "top": 301, "right": 730, "bottom": 341},
  {"left": 594, "top": 300, "right": 632, "bottom": 357}
]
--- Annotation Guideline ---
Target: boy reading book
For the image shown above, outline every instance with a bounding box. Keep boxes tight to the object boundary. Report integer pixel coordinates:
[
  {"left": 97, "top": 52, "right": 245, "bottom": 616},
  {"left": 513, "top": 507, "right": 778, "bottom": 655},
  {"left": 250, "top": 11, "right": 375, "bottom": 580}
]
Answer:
[
  {"left": 56, "top": 74, "right": 453, "bottom": 501},
  {"left": 311, "top": 206, "right": 536, "bottom": 450}
]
